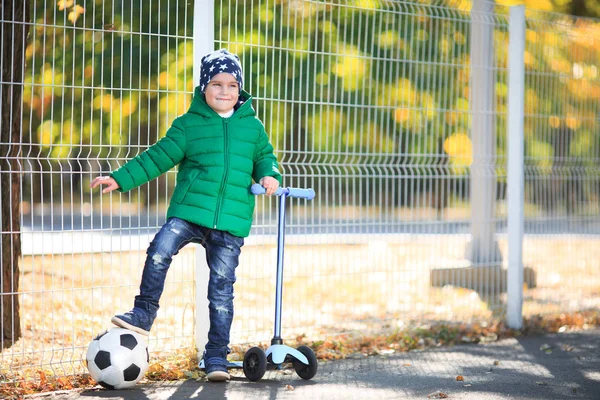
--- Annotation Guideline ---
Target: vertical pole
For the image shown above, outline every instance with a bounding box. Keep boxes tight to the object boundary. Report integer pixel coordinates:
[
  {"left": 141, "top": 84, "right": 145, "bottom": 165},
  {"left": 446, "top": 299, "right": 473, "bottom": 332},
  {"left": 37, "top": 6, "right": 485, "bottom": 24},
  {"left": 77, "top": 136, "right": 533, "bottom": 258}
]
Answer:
[
  {"left": 506, "top": 5, "right": 525, "bottom": 330},
  {"left": 194, "top": 0, "right": 214, "bottom": 359},
  {"left": 273, "top": 193, "right": 287, "bottom": 341},
  {"left": 468, "top": 0, "right": 501, "bottom": 265}
]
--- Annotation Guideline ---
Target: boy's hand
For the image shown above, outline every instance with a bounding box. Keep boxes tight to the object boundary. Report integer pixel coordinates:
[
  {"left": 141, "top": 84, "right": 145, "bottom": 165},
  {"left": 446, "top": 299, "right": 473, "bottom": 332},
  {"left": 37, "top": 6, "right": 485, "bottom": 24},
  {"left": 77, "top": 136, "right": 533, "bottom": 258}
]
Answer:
[
  {"left": 259, "top": 176, "right": 279, "bottom": 196},
  {"left": 90, "top": 176, "right": 120, "bottom": 194}
]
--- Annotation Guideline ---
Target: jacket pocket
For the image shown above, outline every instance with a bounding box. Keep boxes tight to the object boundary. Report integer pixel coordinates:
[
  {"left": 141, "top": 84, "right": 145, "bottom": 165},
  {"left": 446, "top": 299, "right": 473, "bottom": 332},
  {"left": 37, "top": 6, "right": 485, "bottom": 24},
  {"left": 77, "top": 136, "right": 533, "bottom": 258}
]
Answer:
[{"left": 171, "top": 169, "right": 200, "bottom": 204}]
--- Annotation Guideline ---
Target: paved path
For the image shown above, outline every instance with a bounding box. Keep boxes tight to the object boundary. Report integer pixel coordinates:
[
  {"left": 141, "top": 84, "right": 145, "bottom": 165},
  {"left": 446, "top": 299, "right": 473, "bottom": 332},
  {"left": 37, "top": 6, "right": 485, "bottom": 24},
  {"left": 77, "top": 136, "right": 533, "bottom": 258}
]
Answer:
[{"left": 34, "top": 329, "right": 600, "bottom": 400}]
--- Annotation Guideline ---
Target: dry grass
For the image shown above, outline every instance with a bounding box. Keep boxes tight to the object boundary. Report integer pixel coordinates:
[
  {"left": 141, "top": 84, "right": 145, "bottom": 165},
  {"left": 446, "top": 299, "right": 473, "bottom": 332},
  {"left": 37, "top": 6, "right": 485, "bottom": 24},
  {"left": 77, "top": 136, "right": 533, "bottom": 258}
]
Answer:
[{"left": 1, "top": 234, "right": 599, "bottom": 387}]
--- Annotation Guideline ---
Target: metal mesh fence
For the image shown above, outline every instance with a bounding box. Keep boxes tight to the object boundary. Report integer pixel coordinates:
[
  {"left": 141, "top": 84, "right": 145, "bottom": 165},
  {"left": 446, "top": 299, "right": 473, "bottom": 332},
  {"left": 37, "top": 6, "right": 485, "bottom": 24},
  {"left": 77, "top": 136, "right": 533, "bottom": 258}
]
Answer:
[{"left": 0, "top": 0, "right": 599, "bottom": 384}]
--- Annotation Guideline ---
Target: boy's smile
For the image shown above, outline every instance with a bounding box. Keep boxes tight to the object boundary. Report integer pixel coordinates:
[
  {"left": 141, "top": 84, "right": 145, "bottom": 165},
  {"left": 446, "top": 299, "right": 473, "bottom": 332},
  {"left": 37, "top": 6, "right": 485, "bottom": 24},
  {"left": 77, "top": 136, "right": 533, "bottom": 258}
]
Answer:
[{"left": 205, "top": 72, "right": 240, "bottom": 114}]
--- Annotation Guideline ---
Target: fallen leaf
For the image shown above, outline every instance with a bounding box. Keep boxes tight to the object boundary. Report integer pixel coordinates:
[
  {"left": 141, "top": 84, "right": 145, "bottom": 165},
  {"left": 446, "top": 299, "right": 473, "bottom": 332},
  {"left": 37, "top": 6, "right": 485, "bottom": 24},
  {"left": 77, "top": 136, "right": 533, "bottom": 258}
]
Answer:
[
  {"left": 493, "top": 360, "right": 500, "bottom": 365},
  {"left": 428, "top": 391, "right": 449, "bottom": 399},
  {"left": 286, "top": 384, "right": 295, "bottom": 391},
  {"left": 456, "top": 375, "right": 464, "bottom": 381},
  {"left": 403, "top": 363, "right": 412, "bottom": 367}
]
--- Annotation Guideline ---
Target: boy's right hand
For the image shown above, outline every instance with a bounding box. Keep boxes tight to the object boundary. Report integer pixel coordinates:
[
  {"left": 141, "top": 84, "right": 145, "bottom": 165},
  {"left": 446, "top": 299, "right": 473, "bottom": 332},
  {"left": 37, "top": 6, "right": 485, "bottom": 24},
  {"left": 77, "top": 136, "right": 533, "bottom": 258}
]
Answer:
[{"left": 90, "top": 176, "right": 120, "bottom": 193}]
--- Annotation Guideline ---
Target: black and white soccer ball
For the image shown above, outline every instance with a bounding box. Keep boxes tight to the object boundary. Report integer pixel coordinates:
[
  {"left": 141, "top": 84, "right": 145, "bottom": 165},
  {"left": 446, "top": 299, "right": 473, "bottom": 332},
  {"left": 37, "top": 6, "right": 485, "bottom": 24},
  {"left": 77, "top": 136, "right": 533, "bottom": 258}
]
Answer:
[{"left": 85, "top": 328, "right": 149, "bottom": 389}]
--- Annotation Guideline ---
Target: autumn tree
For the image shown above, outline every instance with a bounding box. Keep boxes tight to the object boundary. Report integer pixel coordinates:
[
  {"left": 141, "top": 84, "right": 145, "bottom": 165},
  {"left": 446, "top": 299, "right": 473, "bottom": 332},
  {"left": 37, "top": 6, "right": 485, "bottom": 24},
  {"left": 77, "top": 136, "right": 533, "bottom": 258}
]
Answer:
[{"left": 1, "top": 0, "right": 30, "bottom": 345}]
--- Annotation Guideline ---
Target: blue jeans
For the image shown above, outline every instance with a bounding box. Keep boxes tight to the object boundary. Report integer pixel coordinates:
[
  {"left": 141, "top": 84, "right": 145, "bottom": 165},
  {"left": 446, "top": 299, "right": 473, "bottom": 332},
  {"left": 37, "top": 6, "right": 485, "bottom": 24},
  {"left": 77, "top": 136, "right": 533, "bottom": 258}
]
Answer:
[{"left": 134, "top": 217, "right": 244, "bottom": 358}]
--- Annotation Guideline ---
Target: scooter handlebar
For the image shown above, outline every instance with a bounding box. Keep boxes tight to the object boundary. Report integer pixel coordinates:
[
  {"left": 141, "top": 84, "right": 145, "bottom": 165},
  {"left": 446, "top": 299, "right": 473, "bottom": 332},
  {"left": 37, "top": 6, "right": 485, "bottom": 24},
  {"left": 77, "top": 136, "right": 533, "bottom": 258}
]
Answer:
[{"left": 251, "top": 184, "right": 315, "bottom": 200}]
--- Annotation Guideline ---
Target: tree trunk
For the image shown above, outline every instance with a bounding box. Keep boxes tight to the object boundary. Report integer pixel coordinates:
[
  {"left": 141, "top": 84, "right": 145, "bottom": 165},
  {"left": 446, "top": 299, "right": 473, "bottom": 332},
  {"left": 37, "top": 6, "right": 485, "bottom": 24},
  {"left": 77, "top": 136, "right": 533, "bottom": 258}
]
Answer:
[
  {"left": 1, "top": 0, "right": 30, "bottom": 346},
  {"left": 569, "top": 0, "right": 589, "bottom": 17}
]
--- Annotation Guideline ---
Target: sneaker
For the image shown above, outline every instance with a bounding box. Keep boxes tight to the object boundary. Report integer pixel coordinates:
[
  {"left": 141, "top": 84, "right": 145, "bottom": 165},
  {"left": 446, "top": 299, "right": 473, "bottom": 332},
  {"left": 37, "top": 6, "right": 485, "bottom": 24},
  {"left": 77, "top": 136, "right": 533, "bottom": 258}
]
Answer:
[
  {"left": 204, "top": 357, "right": 230, "bottom": 382},
  {"left": 111, "top": 308, "right": 153, "bottom": 336}
]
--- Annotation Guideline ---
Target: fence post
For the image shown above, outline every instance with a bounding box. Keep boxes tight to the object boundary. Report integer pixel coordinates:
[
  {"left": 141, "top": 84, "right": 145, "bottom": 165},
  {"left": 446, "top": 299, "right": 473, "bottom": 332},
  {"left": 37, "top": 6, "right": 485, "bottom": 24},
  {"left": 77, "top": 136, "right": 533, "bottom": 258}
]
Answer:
[
  {"left": 193, "top": 0, "right": 214, "bottom": 359},
  {"left": 468, "top": 0, "right": 502, "bottom": 266},
  {"left": 506, "top": 5, "right": 525, "bottom": 330}
]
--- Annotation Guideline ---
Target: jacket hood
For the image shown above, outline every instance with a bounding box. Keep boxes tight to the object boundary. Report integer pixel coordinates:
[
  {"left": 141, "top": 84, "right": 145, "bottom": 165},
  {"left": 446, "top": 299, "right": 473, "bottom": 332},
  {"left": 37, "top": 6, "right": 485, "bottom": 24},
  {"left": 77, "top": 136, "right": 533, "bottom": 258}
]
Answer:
[{"left": 189, "top": 86, "right": 254, "bottom": 119}]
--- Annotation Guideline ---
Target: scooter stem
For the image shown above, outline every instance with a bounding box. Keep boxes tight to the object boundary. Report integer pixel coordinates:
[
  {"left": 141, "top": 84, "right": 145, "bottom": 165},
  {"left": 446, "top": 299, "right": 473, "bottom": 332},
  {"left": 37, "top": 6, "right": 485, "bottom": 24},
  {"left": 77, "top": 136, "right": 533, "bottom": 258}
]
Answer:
[{"left": 273, "top": 192, "right": 287, "bottom": 342}]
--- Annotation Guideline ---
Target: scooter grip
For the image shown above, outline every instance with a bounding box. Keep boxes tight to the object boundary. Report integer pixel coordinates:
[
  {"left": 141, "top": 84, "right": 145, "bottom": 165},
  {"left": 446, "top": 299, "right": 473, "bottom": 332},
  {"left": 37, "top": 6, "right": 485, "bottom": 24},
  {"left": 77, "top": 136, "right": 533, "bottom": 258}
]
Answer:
[
  {"left": 251, "top": 184, "right": 285, "bottom": 196},
  {"left": 287, "top": 187, "right": 315, "bottom": 200},
  {"left": 250, "top": 184, "right": 315, "bottom": 200}
]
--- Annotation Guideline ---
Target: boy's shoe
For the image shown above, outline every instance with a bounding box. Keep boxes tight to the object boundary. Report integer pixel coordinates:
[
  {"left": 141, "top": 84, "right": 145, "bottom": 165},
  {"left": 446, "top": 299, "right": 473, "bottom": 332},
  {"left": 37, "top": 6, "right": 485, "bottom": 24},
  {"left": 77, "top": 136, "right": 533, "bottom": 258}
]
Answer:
[
  {"left": 204, "top": 357, "right": 230, "bottom": 382},
  {"left": 111, "top": 308, "right": 152, "bottom": 336}
]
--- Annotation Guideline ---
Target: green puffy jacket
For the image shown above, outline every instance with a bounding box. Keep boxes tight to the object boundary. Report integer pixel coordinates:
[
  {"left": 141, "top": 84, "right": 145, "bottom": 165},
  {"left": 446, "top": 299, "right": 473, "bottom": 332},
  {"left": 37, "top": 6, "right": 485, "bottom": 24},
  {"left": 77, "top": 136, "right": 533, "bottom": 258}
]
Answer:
[{"left": 110, "top": 87, "right": 282, "bottom": 237}]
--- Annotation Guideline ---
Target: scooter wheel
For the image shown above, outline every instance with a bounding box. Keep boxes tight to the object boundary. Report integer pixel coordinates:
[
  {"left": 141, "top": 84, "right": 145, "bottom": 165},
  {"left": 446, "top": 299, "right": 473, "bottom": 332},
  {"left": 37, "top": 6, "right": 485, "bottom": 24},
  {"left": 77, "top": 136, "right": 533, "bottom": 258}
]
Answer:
[
  {"left": 243, "top": 346, "right": 267, "bottom": 381},
  {"left": 292, "top": 345, "right": 318, "bottom": 380}
]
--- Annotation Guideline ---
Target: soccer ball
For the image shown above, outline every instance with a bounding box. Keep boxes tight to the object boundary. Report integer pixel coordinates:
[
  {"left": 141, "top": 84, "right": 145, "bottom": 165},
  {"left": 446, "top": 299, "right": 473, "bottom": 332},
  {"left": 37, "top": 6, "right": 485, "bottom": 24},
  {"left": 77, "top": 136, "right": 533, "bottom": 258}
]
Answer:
[{"left": 85, "top": 328, "right": 149, "bottom": 389}]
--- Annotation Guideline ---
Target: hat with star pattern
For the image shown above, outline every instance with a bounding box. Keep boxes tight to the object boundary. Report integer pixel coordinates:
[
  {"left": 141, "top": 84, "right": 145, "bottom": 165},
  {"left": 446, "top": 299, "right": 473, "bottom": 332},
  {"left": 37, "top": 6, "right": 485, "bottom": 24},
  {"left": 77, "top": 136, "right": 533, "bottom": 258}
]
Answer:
[{"left": 199, "top": 49, "right": 244, "bottom": 94}]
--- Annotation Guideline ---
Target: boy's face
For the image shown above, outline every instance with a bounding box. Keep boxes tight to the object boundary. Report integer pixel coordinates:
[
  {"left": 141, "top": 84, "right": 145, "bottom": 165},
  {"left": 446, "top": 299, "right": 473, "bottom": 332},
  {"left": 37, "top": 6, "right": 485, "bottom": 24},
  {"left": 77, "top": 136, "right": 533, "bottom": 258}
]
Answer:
[{"left": 204, "top": 72, "right": 240, "bottom": 114}]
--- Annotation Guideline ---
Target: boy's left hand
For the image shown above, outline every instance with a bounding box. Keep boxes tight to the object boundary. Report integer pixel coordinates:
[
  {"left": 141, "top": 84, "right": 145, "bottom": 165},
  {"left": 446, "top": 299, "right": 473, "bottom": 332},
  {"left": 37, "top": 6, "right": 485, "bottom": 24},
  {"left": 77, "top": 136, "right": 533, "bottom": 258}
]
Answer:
[{"left": 259, "top": 176, "right": 279, "bottom": 196}]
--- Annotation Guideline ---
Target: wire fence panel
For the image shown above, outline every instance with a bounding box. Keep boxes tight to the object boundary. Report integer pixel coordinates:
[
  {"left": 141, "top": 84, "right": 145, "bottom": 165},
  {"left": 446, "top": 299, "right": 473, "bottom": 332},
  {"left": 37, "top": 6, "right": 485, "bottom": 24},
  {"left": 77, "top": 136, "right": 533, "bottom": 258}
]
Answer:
[
  {"left": 2, "top": 0, "right": 197, "bottom": 381},
  {"left": 225, "top": 0, "right": 509, "bottom": 344},
  {"left": 0, "top": 0, "right": 599, "bottom": 386},
  {"left": 520, "top": 9, "right": 600, "bottom": 315}
]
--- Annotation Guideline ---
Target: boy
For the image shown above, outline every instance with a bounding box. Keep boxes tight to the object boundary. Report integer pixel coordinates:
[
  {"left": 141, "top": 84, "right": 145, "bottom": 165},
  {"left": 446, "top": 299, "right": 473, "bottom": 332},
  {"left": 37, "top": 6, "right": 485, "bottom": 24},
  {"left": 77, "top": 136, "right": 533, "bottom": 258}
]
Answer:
[{"left": 90, "top": 49, "right": 281, "bottom": 382}]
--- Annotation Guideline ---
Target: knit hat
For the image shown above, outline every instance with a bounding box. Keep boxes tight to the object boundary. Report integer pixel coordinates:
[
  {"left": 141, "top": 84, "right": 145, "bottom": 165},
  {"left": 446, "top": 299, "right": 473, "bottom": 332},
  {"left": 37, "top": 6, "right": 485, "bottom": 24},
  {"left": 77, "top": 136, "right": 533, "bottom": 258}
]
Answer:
[{"left": 199, "top": 49, "right": 244, "bottom": 94}]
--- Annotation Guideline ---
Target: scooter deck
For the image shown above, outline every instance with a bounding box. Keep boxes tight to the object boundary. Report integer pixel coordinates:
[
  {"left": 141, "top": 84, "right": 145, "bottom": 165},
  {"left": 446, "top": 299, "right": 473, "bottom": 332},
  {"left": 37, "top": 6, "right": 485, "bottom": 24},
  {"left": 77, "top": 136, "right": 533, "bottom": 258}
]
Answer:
[{"left": 198, "top": 360, "right": 243, "bottom": 369}]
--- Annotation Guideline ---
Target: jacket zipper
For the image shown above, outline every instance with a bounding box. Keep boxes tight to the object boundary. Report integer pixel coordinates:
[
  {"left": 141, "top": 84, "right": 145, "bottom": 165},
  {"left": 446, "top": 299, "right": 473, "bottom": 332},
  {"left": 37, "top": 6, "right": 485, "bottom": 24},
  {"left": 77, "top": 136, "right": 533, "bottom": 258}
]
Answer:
[{"left": 214, "top": 119, "right": 230, "bottom": 229}]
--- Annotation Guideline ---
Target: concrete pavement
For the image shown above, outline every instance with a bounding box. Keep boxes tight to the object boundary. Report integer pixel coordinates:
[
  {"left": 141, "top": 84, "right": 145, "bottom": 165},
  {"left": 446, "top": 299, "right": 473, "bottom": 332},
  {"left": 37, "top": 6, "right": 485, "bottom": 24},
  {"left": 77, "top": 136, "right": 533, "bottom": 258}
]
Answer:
[{"left": 32, "top": 328, "right": 600, "bottom": 400}]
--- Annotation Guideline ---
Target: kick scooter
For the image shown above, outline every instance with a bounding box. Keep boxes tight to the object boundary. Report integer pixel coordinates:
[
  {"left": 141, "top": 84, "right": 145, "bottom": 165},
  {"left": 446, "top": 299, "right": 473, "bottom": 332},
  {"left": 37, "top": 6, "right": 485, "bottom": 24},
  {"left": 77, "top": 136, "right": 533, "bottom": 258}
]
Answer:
[
  {"left": 199, "top": 184, "right": 318, "bottom": 381},
  {"left": 242, "top": 184, "right": 318, "bottom": 381}
]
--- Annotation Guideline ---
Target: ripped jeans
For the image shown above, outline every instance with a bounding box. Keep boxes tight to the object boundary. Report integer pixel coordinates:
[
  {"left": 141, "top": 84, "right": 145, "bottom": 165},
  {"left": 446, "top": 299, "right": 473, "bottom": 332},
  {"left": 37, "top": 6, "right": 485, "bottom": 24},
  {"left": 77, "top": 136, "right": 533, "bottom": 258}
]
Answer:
[{"left": 134, "top": 217, "right": 244, "bottom": 359}]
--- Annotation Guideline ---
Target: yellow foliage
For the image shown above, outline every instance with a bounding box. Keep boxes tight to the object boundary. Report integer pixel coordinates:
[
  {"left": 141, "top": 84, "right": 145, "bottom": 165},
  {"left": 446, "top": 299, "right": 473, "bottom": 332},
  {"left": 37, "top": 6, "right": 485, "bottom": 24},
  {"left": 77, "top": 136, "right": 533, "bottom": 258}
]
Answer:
[
  {"left": 525, "top": 89, "right": 540, "bottom": 114},
  {"left": 565, "top": 115, "right": 580, "bottom": 130},
  {"left": 41, "top": 64, "right": 57, "bottom": 86},
  {"left": 496, "top": 82, "right": 508, "bottom": 98},
  {"left": 523, "top": 51, "right": 536, "bottom": 67},
  {"left": 38, "top": 120, "right": 60, "bottom": 147},
  {"left": 283, "top": 0, "right": 325, "bottom": 28},
  {"left": 394, "top": 108, "right": 410, "bottom": 123},
  {"left": 68, "top": 5, "right": 85, "bottom": 24},
  {"left": 93, "top": 94, "right": 116, "bottom": 112},
  {"left": 50, "top": 145, "right": 71, "bottom": 159},
  {"left": 378, "top": 30, "right": 404, "bottom": 49},
  {"left": 316, "top": 72, "right": 330, "bottom": 86},
  {"left": 439, "top": 38, "right": 451, "bottom": 55},
  {"left": 62, "top": 121, "right": 80, "bottom": 144},
  {"left": 258, "top": 4, "right": 274, "bottom": 23},
  {"left": 453, "top": 31, "right": 466, "bottom": 45},
  {"left": 319, "top": 21, "right": 337, "bottom": 35},
  {"left": 549, "top": 116, "right": 560, "bottom": 128},
  {"left": 84, "top": 65, "right": 94, "bottom": 79},
  {"left": 529, "top": 139, "right": 553, "bottom": 171},
  {"left": 332, "top": 45, "right": 369, "bottom": 91},
  {"left": 445, "top": 111, "right": 458, "bottom": 126},
  {"left": 57, "top": 0, "right": 74, "bottom": 11},
  {"left": 416, "top": 29, "right": 429, "bottom": 42},
  {"left": 526, "top": 30, "right": 539, "bottom": 44},
  {"left": 121, "top": 97, "right": 138, "bottom": 118},
  {"left": 496, "top": 0, "right": 554, "bottom": 10},
  {"left": 443, "top": 133, "right": 472, "bottom": 166},
  {"left": 550, "top": 58, "right": 571, "bottom": 74},
  {"left": 159, "top": 93, "right": 190, "bottom": 130},
  {"left": 282, "top": 36, "right": 311, "bottom": 60},
  {"left": 378, "top": 79, "right": 417, "bottom": 107},
  {"left": 356, "top": 0, "right": 378, "bottom": 10},
  {"left": 421, "top": 93, "right": 437, "bottom": 120}
]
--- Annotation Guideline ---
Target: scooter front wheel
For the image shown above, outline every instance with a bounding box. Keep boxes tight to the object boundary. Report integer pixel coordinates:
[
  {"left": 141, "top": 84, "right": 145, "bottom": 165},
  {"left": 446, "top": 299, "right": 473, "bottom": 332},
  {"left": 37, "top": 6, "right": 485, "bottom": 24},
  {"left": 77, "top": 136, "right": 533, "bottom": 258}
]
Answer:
[
  {"left": 292, "top": 345, "right": 318, "bottom": 380},
  {"left": 243, "top": 347, "right": 267, "bottom": 381}
]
